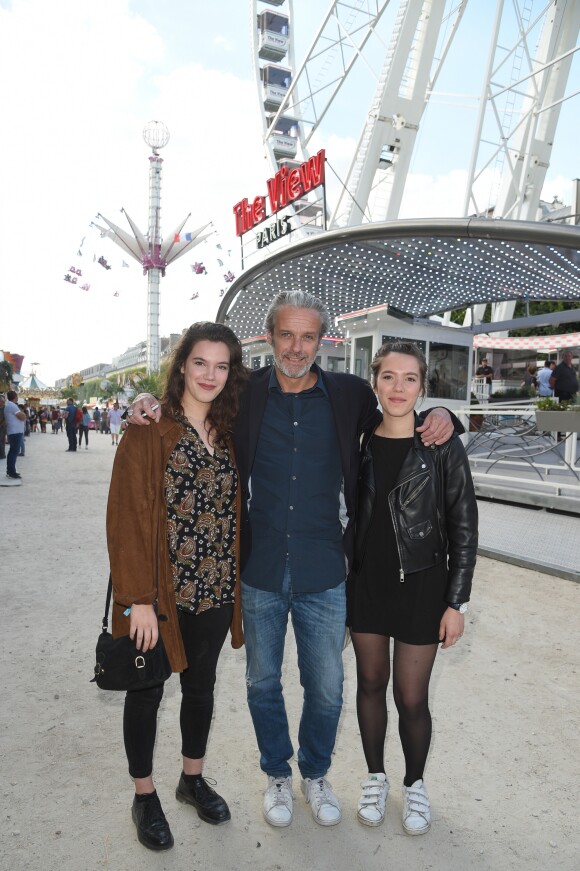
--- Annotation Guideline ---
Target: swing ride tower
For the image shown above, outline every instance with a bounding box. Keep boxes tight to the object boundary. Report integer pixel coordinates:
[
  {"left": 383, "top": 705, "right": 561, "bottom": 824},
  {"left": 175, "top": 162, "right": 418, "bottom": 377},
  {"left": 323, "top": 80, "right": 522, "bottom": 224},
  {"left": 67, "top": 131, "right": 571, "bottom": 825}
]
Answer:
[
  {"left": 143, "top": 121, "right": 168, "bottom": 375},
  {"left": 93, "top": 121, "right": 212, "bottom": 374}
]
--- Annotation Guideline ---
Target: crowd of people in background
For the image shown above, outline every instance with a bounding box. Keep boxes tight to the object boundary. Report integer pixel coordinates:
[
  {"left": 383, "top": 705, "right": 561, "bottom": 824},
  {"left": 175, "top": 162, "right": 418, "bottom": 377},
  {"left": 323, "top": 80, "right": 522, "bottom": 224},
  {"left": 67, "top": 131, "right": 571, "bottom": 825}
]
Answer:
[
  {"left": 0, "top": 396, "right": 128, "bottom": 471},
  {"left": 475, "top": 351, "right": 578, "bottom": 402},
  {"left": 8, "top": 403, "right": 120, "bottom": 437}
]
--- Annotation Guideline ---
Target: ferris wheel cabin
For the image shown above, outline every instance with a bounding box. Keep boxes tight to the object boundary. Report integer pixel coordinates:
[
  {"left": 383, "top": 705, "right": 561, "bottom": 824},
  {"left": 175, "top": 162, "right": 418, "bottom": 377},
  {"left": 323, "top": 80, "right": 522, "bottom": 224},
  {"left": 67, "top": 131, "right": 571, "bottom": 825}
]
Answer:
[
  {"left": 257, "top": 9, "right": 289, "bottom": 62},
  {"left": 266, "top": 114, "right": 298, "bottom": 159},
  {"left": 261, "top": 64, "right": 292, "bottom": 111}
]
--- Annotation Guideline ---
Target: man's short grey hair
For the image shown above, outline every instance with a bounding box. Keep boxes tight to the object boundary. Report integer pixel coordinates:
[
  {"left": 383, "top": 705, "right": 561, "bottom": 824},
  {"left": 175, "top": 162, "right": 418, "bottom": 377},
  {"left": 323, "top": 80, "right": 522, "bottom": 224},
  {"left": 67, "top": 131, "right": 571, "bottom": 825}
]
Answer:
[{"left": 264, "top": 291, "right": 330, "bottom": 338}]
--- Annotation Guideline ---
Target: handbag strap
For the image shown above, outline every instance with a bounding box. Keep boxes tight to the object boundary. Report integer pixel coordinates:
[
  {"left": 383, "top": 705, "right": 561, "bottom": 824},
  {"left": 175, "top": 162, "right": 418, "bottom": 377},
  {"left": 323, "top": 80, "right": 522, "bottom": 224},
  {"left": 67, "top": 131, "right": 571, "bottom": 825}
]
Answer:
[{"left": 101, "top": 574, "right": 113, "bottom": 632}]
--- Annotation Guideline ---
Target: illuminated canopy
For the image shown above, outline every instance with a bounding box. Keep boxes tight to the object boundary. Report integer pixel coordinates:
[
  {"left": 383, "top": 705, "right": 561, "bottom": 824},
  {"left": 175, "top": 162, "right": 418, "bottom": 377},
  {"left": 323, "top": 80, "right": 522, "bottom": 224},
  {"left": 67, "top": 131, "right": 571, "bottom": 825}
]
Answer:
[{"left": 216, "top": 218, "right": 580, "bottom": 339}]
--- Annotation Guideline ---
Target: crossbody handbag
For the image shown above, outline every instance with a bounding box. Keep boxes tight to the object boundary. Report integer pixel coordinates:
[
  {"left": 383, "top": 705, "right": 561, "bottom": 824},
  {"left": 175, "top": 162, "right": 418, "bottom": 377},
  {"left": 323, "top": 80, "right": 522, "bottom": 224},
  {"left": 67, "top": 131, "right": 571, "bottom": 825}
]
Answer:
[
  {"left": 91, "top": 574, "right": 172, "bottom": 691},
  {"left": 91, "top": 508, "right": 172, "bottom": 691}
]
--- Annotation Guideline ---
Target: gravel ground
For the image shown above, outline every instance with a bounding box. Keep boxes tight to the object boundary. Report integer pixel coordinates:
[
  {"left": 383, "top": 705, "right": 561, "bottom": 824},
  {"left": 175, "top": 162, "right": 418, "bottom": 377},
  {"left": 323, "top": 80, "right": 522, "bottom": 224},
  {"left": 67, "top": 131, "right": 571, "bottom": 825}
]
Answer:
[{"left": 1, "top": 429, "right": 578, "bottom": 871}]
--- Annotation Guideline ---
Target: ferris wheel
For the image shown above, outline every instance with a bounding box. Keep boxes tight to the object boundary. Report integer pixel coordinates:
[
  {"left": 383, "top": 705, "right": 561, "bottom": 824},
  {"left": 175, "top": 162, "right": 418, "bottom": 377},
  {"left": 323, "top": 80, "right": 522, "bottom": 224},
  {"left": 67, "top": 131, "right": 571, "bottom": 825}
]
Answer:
[{"left": 251, "top": 0, "right": 580, "bottom": 259}]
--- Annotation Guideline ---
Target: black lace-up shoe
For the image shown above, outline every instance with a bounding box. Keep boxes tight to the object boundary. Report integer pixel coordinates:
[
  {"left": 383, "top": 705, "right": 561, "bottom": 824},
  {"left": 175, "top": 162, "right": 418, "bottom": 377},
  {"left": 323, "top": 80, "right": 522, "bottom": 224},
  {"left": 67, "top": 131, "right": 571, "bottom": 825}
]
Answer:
[
  {"left": 176, "top": 773, "right": 231, "bottom": 824},
  {"left": 132, "top": 791, "right": 174, "bottom": 851}
]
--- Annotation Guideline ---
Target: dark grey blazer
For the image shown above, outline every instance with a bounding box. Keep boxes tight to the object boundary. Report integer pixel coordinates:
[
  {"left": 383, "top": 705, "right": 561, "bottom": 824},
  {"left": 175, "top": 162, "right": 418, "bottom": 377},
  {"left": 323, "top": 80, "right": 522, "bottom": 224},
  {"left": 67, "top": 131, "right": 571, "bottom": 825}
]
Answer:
[{"left": 232, "top": 364, "right": 381, "bottom": 572}]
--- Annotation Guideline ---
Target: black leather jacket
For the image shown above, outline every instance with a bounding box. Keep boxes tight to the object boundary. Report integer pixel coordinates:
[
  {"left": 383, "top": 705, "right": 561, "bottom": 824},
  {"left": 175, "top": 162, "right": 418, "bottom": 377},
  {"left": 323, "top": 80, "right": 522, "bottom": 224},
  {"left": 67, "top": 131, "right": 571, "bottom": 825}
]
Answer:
[{"left": 352, "top": 420, "right": 478, "bottom": 604}]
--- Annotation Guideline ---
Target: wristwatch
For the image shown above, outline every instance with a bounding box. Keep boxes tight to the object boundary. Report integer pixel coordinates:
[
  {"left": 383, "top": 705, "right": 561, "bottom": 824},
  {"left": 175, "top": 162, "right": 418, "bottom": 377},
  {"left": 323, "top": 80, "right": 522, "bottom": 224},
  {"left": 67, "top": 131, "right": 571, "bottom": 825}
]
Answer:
[{"left": 449, "top": 602, "right": 469, "bottom": 614}]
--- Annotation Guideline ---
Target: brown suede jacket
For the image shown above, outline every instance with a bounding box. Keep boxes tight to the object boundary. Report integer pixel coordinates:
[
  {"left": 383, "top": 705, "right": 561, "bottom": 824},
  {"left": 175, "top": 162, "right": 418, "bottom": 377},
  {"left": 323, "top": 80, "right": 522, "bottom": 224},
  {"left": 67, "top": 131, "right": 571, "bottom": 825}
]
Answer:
[{"left": 106, "top": 416, "right": 243, "bottom": 673}]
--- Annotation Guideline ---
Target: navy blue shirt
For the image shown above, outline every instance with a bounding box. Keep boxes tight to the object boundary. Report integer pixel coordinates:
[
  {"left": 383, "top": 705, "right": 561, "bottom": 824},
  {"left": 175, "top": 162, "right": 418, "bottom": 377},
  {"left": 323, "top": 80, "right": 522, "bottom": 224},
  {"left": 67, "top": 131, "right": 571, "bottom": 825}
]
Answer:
[
  {"left": 65, "top": 403, "right": 77, "bottom": 428},
  {"left": 242, "top": 368, "right": 345, "bottom": 592},
  {"left": 552, "top": 362, "right": 578, "bottom": 396}
]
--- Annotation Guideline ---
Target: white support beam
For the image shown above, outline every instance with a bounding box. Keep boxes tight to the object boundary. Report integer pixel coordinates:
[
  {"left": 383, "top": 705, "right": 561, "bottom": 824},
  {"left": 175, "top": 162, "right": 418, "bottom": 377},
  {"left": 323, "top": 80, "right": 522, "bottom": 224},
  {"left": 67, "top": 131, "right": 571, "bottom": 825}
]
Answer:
[
  {"left": 331, "top": 0, "right": 467, "bottom": 227},
  {"left": 464, "top": 0, "right": 580, "bottom": 221}
]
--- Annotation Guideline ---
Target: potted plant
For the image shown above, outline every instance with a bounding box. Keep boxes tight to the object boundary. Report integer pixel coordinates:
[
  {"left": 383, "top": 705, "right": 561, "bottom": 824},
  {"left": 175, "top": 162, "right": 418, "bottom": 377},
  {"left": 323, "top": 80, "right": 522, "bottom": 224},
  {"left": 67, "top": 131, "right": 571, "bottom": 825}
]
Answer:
[
  {"left": 535, "top": 397, "right": 580, "bottom": 433},
  {"left": 489, "top": 386, "right": 536, "bottom": 402}
]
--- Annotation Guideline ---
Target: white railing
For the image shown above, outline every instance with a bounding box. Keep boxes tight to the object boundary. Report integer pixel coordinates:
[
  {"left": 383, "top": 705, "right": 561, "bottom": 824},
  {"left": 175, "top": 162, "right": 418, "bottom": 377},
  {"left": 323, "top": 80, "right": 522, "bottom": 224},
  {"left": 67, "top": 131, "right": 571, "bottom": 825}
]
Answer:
[{"left": 456, "top": 400, "right": 580, "bottom": 510}]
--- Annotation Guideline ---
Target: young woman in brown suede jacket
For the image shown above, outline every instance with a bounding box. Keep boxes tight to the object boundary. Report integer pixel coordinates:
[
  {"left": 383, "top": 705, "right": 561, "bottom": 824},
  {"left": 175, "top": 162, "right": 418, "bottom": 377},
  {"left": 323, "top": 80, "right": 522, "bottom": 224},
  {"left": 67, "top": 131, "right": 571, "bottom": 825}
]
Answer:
[{"left": 107, "top": 322, "right": 248, "bottom": 851}]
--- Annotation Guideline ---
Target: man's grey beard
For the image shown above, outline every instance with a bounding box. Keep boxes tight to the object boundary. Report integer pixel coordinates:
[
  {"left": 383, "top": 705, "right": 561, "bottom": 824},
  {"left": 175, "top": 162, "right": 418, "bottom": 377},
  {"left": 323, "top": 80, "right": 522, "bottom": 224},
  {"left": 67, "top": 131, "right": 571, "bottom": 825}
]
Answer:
[{"left": 274, "top": 354, "right": 312, "bottom": 379}]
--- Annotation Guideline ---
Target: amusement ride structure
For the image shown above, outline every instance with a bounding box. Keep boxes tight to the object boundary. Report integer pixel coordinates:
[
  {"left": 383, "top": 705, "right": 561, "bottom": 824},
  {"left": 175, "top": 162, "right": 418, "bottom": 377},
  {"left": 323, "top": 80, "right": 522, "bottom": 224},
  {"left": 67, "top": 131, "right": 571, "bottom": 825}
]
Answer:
[
  {"left": 230, "top": 0, "right": 580, "bottom": 515},
  {"left": 220, "top": 1, "right": 579, "bottom": 327},
  {"left": 93, "top": 121, "right": 211, "bottom": 373},
  {"left": 233, "top": 0, "right": 580, "bottom": 509},
  {"left": 252, "top": 0, "right": 579, "bottom": 238}
]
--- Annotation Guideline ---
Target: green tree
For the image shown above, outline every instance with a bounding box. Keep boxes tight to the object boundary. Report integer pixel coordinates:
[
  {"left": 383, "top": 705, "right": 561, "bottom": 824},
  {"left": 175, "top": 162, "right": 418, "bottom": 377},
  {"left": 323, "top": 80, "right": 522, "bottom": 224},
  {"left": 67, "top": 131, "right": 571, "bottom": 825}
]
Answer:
[
  {"left": 128, "top": 373, "right": 163, "bottom": 398},
  {"left": 509, "top": 300, "right": 580, "bottom": 337},
  {"left": 127, "top": 363, "right": 168, "bottom": 400},
  {"left": 76, "top": 377, "right": 109, "bottom": 404},
  {"left": 100, "top": 379, "right": 121, "bottom": 402},
  {"left": 440, "top": 300, "right": 580, "bottom": 334},
  {"left": 438, "top": 305, "right": 492, "bottom": 325},
  {"left": 0, "top": 359, "right": 13, "bottom": 391}
]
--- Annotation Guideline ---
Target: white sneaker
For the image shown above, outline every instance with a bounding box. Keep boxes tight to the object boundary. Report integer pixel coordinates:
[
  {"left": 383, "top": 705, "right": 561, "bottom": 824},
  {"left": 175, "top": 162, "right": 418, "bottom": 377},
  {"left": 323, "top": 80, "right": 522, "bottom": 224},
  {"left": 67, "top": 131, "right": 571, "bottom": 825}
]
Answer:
[
  {"left": 263, "top": 776, "right": 293, "bottom": 827},
  {"left": 402, "top": 779, "right": 431, "bottom": 835},
  {"left": 357, "top": 773, "right": 389, "bottom": 826},
  {"left": 301, "top": 777, "right": 342, "bottom": 826}
]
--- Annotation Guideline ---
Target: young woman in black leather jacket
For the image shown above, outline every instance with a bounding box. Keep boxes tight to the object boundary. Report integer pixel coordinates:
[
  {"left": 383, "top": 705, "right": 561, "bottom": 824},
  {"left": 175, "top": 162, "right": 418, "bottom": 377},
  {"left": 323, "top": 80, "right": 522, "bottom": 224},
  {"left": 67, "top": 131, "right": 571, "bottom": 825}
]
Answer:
[{"left": 347, "top": 341, "right": 478, "bottom": 835}]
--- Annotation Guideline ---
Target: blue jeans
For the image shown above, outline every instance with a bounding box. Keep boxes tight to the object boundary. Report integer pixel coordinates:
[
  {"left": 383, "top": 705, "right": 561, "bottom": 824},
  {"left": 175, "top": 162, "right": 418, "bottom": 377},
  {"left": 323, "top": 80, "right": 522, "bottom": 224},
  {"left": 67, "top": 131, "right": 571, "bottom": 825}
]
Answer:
[
  {"left": 66, "top": 425, "right": 77, "bottom": 451},
  {"left": 7, "top": 433, "right": 23, "bottom": 475},
  {"left": 242, "top": 565, "right": 346, "bottom": 780}
]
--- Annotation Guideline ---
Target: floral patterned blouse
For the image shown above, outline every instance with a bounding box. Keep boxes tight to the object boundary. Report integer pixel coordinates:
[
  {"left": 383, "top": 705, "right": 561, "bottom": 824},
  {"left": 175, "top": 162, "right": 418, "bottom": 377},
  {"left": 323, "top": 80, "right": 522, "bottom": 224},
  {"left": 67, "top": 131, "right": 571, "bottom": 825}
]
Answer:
[{"left": 165, "top": 416, "right": 237, "bottom": 615}]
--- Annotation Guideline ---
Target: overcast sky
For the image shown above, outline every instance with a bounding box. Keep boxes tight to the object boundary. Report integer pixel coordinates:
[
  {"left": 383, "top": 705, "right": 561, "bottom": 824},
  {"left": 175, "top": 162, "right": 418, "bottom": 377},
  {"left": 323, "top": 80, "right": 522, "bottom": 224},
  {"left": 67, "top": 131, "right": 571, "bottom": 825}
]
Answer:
[{"left": 1, "top": 0, "right": 578, "bottom": 386}]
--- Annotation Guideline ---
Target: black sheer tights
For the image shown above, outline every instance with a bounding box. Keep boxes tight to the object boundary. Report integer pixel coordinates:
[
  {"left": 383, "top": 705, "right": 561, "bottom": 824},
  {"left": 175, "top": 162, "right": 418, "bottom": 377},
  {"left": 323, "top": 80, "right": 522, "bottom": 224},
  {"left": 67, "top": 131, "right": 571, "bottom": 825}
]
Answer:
[{"left": 351, "top": 633, "right": 438, "bottom": 786}]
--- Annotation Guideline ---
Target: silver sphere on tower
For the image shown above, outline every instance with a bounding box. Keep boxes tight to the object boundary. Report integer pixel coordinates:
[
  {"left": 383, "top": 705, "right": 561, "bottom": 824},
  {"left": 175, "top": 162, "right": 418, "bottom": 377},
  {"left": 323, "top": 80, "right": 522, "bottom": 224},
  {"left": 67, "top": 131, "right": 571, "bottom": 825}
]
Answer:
[{"left": 143, "top": 120, "right": 170, "bottom": 153}]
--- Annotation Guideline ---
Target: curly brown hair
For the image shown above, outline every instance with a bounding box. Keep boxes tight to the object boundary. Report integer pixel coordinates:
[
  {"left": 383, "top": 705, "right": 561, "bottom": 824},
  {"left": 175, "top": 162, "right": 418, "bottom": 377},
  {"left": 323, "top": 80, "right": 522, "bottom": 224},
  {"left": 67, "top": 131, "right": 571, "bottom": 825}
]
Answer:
[{"left": 161, "top": 322, "right": 249, "bottom": 444}]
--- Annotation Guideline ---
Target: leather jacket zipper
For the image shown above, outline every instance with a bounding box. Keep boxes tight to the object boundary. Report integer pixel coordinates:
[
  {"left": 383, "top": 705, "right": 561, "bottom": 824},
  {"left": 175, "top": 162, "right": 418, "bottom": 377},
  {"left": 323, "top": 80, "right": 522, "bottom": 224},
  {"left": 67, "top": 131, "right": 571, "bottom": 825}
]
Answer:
[
  {"left": 400, "top": 473, "right": 430, "bottom": 509},
  {"left": 388, "top": 493, "right": 407, "bottom": 583},
  {"left": 389, "top": 467, "right": 429, "bottom": 582}
]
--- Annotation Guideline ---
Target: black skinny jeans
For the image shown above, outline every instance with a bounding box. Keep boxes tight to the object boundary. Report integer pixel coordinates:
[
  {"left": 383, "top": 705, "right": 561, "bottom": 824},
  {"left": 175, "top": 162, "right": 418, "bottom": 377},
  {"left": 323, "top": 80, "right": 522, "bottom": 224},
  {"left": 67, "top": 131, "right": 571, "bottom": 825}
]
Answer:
[{"left": 123, "top": 604, "right": 233, "bottom": 779}]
